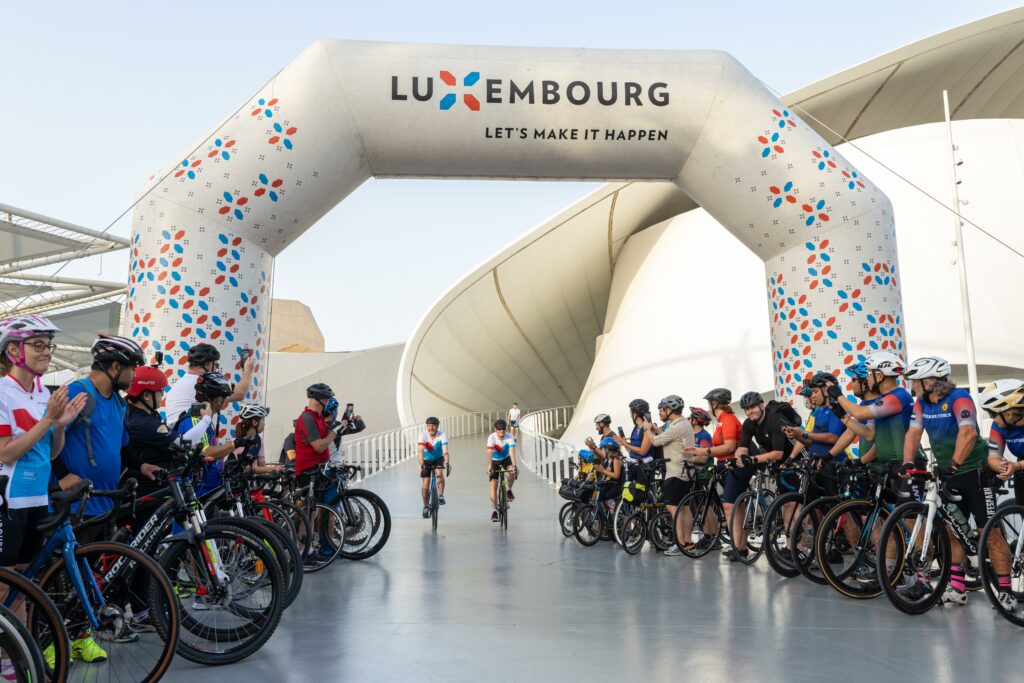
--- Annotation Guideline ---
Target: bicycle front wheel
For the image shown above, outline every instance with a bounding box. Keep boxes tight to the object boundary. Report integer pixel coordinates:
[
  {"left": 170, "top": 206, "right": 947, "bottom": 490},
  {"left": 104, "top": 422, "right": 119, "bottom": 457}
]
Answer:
[
  {"left": 675, "top": 490, "right": 724, "bottom": 558},
  {"left": 0, "top": 565, "right": 71, "bottom": 683},
  {"left": 559, "top": 502, "right": 576, "bottom": 537},
  {"left": 877, "top": 501, "right": 949, "bottom": 615},
  {"left": 336, "top": 489, "right": 392, "bottom": 560},
  {"left": 37, "top": 540, "right": 179, "bottom": 682},
  {"left": 816, "top": 499, "right": 896, "bottom": 599},
  {"left": 978, "top": 504, "right": 1024, "bottom": 626},
  {"left": 763, "top": 492, "right": 803, "bottom": 578},
  {"left": 790, "top": 496, "right": 838, "bottom": 583},
  {"left": 620, "top": 513, "right": 646, "bottom": 554},
  {"left": 730, "top": 490, "right": 770, "bottom": 566},
  {"left": 573, "top": 506, "right": 603, "bottom": 546},
  {"left": 0, "top": 603, "right": 45, "bottom": 683}
]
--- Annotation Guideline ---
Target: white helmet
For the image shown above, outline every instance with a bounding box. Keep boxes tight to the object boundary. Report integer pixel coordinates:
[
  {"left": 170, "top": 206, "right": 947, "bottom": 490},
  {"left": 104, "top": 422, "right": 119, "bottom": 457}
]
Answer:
[
  {"left": 238, "top": 403, "right": 270, "bottom": 420},
  {"left": 0, "top": 315, "right": 61, "bottom": 355},
  {"left": 904, "top": 356, "right": 951, "bottom": 381},
  {"left": 979, "top": 379, "right": 1024, "bottom": 414},
  {"left": 864, "top": 352, "right": 904, "bottom": 377}
]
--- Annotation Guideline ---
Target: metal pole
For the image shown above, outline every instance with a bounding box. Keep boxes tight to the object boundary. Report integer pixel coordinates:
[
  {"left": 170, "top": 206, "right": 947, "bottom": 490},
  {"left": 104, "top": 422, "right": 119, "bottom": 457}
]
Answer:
[{"left": 943, "top": 90, "right": 979, "bottom": 398}]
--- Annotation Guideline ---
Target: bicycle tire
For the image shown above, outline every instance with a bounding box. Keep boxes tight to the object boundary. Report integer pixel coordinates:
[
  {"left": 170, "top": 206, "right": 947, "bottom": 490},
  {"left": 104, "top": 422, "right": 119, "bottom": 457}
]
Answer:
[
  {"left": 209, "top": 516, "right": 303, "bottom": 610},
  {"left": 621, "top": 513, "right": 646, "bottom": 554},
  {"left": 573, "top": 506, "right": 603, "bottom": 547},
  {"left": 790, "top": 496, "right": 837, "bottom": 583},
  {"left": 978, "top": 504, "right": 1024, "bottom": 627},
  {"left": 336, "top": 489, "right": 392, "bottom": 560},
  {"left": 612, "top": 499, "right": 638, "bottom": 546},
  {"left": 276, "top": 500, "right": 313, "bottom": 556},
  {"left": 877, "top": 501, "right": 950, "bottom": 615},
  {"left": 675, "top": 490, "right": 724, "bottom": 558},
  {"left": 431, "top": 481, "right": 439, "bottom": 532},
  {"left": 155, "top": 524, "right": 283, "bottom": 665},
  {"left": 309, "top": 503, "right": 347, "bottom": 570},
  {"left": 729, "top": 490, "right": 768, "bottom": 566},
  {"left": 37, "top": 540, "right": 179, "bottom": 682},
  {"left": 0, "top": 602, "right": 45, "bottom": 683},
  {"left": 0, "top": 565, "right": 71, "bottom": 683},
  {"left": 648, "top": 509, "right": 674, "bottom": 552},
  {"left": 559, "top": 502, "right": 576, "bottom": 537},
  {"left": 251, "top": 501, "right": 300, "bottom": 545},
  {"left": 763, "top": 492, "right": 803, "bottom": 578}
]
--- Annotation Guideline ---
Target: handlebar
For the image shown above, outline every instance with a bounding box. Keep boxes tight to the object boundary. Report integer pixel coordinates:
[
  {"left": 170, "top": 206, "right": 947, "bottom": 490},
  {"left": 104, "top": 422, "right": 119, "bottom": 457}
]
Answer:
[{"left": 37, "top": 480, "right": 93, "bottom": 534}]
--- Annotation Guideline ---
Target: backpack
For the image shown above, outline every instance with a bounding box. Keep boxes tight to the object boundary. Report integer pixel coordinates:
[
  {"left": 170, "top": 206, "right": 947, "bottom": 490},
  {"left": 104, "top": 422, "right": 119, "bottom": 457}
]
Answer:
[
  {"left": 764, "top": 400, "right": 802, "bottom": 428},
  {"left": 68, "top": 378, "right": 127, "bottom": 468}
]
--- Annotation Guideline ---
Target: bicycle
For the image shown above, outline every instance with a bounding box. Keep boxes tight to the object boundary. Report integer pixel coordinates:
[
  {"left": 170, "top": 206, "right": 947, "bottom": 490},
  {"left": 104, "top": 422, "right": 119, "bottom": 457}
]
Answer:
[
  {"left": 728, "top": 461, "right": 779, "bottom": 565},
  {"left": 788, "top": 459, "right": 851, "bottom": 583},
  {"left": 572, "top": 476, "right": 616, "bottom": 547},
  {"left": 978, "top": 475, "right": 1024, "bottom": 626},
  {"left": 494, "top": 467, "right": 514, "bottom": 531},
  {"left": 612, "top": 459, "right": 664, "bottom": 547},
  {"left": 313, "top": 464, "right": 391, "bottom": 560},
  {"left": 0, "top": 564, "right": 70, "bottom": 683},
  {"left": 558, "top": 458, "right": 586, "bottom": 538},
  {"left": 425, "top": 463, "right": 447, "bottom": 532},
  {"left": 673, "top": 463, "right": 730, "bottom": 558},
  {"left": 16, "top": 479, "right": 179, "bottom": 682}
]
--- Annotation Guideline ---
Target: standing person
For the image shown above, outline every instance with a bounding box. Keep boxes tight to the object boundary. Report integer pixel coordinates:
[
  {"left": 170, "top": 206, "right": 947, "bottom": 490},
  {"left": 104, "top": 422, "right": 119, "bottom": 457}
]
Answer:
[
  {"left": 508, "top": 402, "right": 522, "bottom": 437},
  {"left": 615, "top": 398, "right": 656, "bottom": 463},
  {"left": 0, "top": 316, "right": 87, "bottom": 674},
  {"left": 163, "top": 343, "right": 254, "bottom": 422},
  {"left": 486, "top": 419, "right": 517, "bottom": 522},
  {"left": 642, "top": 396, "right": 696, "bottom": 556},
  {"left": 322, "top": 397, "right": 365, "bottom": 468},
  {"left": 899, "top": 356, "right": 1009, "bottom": 605},
  {"left": 233, "top": 403, "right": 281, "bottom": 475},
  {"left": 54, "top": 336, "right": 145, "bottom": 533},
  {"left": 279, "top": 421, "right": 297, "bottom": 466},
  {"left": 419, "top": 417, "right": 450, "bottom": 518},
  {"left": 294, "top": 383, "right": 343, "bottom": 479},
  {"left": 688, "top": 407, "right": 713, "bottom": 452},
  {"left": 825, "top": 361, "right": 881, "bottom": 463},
  {"left": 783, "top": 372, "right": 847, "bottom": 470},
  {"left": 172, "top": 372, "right": 240, "bottom": 500}
]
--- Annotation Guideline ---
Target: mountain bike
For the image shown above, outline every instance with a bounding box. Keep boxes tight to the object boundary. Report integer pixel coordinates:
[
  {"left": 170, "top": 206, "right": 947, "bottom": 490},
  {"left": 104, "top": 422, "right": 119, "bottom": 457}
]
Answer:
[{"left": 572, "top": 477, "right": 616, "bottom": 547}]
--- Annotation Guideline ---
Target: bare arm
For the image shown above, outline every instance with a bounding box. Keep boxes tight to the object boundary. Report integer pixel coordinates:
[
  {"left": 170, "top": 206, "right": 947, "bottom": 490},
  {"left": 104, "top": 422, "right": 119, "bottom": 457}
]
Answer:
[{"left": 226, "top": 356, "right": 255, "bottom": 403}]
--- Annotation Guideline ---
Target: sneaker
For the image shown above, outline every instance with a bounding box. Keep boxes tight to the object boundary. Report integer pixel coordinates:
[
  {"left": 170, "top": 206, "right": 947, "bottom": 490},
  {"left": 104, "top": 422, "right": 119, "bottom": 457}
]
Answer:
[
  {"left": 941, "top": 587, "right": 968, "bottom": 605},
  {"left": 724, "top": 548, "right": 749, "bottom": 563},
  {"left": 129, "top": 609, "right": 156, "bottom": 633},
  {"left": 1, "top": 659, "right": 16, "bottom": 681},
  {"left": 491, "top": 510, "right": 499, "bottom": 522},
  {"left": 70, "top": 636, "right": 108, "bottom": 663},
  {"left": 507, "top": 490, "right": 516, "bottom": 502},
  {"left": 996, "top": 591, "right": 1018, "bottom": 612},
  {"left": 853, "top": 560, "right": 877, "bottom": 583},
  {"left": 422, "top": 506, "right": 430, "bottom": 519},
  {"left": 319, "top": 543, "right": 337, "bottom": 559},
  {"left": 663, "top": 544, "right": 682, "bottom": 556},
  {"left": 192, "top": 594, "right": 218, "bottom": 611},
  {"left": 439, "top": 496, "right": 446, "bottom": 506},
  {"left": 898, "top": 581, "right": 933, "bottom": 602}
]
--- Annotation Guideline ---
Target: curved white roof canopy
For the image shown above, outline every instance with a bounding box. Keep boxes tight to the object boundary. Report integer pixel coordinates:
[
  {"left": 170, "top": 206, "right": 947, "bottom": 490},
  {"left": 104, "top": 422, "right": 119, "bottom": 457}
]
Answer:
[{"left": 398, "top": 7, "right": 1024, "bottom": 423}]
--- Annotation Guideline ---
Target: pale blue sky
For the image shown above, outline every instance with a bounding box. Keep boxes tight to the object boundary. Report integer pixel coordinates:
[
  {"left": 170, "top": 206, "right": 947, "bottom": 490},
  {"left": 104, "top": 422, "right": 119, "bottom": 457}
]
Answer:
[{"left": 2, "top": 1, "right": 1018, "bottom": 349}]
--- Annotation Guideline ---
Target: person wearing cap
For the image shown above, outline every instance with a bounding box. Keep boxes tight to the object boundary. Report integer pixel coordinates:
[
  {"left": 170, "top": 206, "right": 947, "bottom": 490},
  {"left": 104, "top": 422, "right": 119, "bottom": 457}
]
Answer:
[
  {"left": 644, "top": 395, "right": 695, "bottom": 556},
  {"left": 163, "top": 342, "right": 255, "bottom": 423}
]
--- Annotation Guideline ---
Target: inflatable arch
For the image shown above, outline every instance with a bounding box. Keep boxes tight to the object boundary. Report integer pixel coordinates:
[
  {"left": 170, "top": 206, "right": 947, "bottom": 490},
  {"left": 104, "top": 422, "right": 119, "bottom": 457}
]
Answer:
[{"left": 125, "top": 40, "right": 905, "bottom": 412}]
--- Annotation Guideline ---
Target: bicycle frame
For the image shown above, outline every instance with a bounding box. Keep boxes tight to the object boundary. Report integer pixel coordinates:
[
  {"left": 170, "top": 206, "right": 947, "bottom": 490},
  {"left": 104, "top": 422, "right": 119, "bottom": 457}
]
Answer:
[{"left": 19, "top": 521, "right": 105, "bottom": 631}]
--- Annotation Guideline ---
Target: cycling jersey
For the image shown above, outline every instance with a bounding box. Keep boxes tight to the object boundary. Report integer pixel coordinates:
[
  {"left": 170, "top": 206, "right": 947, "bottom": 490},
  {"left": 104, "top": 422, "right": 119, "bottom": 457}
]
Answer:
[
  {"left": 740, "top": 406, "right": 795, "bottom": 460},
  {"left": 869, "top": 387, "right": 914, "bottom": 465},
  {"left": 164, "top": 373, "right": 200, "bottom": 423},
  {"left": 419, "top": 430, "right": 448, "bottom": 461},
  {"left": 0, "top": 374, "right": 53, "bottom": 509},
  {"left": 694, "top": 429, "right": 712, "bottom": 449},
  {"left": 712, "top": 412, "right": 742, "bottom": 460},
  {"left": 808, "top": 406, "right": 846, "bottom": 460},
  {"left": 122, "top": 406, "right": 179, "bottom": 495},
  {"left": 909, "top": 388, "right": 987, "bottom": 471},
  {"left": 628, "top": 425, "right": 652, "bottom": 462},
  {"left": 989, "top": 423, "right": 1024, "bottom": 459},
  {"left": 856, "top": 398, "right": 876, "bottom": 456},
  {"left": 294, "top": 408, "right": 330, "bottom": 475},
  {"left": 175, "top": 414, "right": 222, "bottom": 495},
  {"left": 487, "top": 432, "right": 515, "bottom": 460},
  {"left": 60, "top": 379, "right": 129, "bottom": 516}
]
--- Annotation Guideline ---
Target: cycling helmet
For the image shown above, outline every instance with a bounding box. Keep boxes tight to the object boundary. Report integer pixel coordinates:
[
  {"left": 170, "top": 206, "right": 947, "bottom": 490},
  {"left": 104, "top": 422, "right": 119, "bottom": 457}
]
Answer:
[
  {"left": 864, "top": 352, "right": 904, "bottom": 377},
  {"left": 0, "top": 315, "right": 61, "bottom": 377},
  {"left": 904, "top": 356, "right": 952, "bottom": 381},
  {"left": 126, "top": 366, "right": 169, "bottom": 397},
  {"left": 425, "top": 416, "right": 441, "bottom": 426},
  {"left": 688, "top": 407, "right": 712, "bottom": 426},
  {"left": 798, "top": 385, "right": 814, "bottom": 398},
  {"left": 187, "top": 343, "right": 220, "bottom": 367},
  {"left": 91, "top": 334, "right": 145, "bottom": 367},
  {"left": 808, "top": 371, "right": 838, "bottom": 388},
  {"left": 494, "top": 419, "right": 508, "bottom": 430},
  {"left": 703, "top": 388, "right": 732, "bottom": 405},
  {"left": 739, "top": 391, "right": 764, "bottom": 409},
  {"left": 594, "top": 413, "right": 612, "bottom": 425},
  {"left": 306, "top": 383, "right": 334, "bottom": 401},
  {"left": 845, "top": 361, "right": 869, "bottom": 380},
  {"left": 195, "top": 371, "right": 234, "bottom": 401},
  {"left": 657, "top": 395, "right": 685, "bottom": 413},
  {"left": 238, "top": 403, "right": 270, "bottom": 420},
  {"left": 599, "top": 436, "right": 619, "bottom": 450},
  {"left": 323, "top": 397, "right": 339, "bottom": 417},
  {"left": 979, "top": 379, "right": 1024, "bottom": 414},
  {"left": 578, "top": 449, "right": 595, "bottom": 464},
  {"left": 628, "top": 399, "right": 650, "bottom": 415}
]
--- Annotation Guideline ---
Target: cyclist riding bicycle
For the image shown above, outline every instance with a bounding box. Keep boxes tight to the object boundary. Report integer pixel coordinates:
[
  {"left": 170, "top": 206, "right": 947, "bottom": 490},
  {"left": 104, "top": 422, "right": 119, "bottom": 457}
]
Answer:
[
  {"left": 419, "top": 416, "right": 450, "bottom": 518},
  {"left": 487, "top": 419, "right": 517, "bottom": 522},
  {"left": 900, "top": 356, "right": 1009, "bottom": 605}
]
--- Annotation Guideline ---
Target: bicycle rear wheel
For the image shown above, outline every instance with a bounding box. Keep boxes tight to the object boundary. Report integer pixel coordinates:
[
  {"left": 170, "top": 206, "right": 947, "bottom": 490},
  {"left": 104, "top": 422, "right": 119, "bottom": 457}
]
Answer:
[
  {"left": 211, "top": 516, "right": 303, "bottom": 610},
  {"left": 763, "top": 492, "right": 802, "bottom": 578},
  {"left": 648, "top": 509, "right": 675, "bottom": 552},
  {"left": 559, "top": 502, "right": 576, "bottom": 537},
  {"left": 0, "top": 603, "right": 45, "bottom": 683},
  {"left": 37, "top": 540, "right": 179, "bottom": 681},
  {"left": 675, "top": 490, "right": 724, "bottom": 558},
  {"left": 790, "top": 496, "right": 837, "bottom": 583},
  {"left": 309, "top": 504, "right": 347, "bottom": 570},
  {"left": 613, "top": 499, "right": 638, "bottom": 546},
  {"left": 978, "top": 504, "right": 1024, "bottom": 626},
  {"left": 336, "top": 489, "right": 392, "bottom": 560},
  {"left": 730, "top": 491, "right": 769, "bottom": 566},
  {"left": 0, "top": 565, "right": 71, "bottom": 683},
  {"left": 620, "top": 513, "right": 646, "bottom": 554},
  {"left": 573, "top": 506, "right": 603, "bottom": 546},
  {"left": 877, "top": 501, "right": 949, "bottom": 615},
  {"left": 816, "top": 499, "right": 896, "bottom": 599}
]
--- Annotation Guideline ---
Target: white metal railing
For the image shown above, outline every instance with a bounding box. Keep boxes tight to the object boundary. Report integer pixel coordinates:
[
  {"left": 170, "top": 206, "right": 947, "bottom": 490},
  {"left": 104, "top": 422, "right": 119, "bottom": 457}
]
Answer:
[
  {"left": 518, "top": 405, "right": 577, "bottom": 485},
  {"left": 341, "top": 409, "right": 510, "bottom": 481}
]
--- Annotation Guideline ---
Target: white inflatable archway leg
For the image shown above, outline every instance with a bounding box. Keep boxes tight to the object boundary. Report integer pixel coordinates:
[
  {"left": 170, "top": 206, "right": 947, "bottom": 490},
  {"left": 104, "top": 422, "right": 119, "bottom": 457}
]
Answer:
[{"left": 126, "top": 41, "right": 905, "bottom": 422}]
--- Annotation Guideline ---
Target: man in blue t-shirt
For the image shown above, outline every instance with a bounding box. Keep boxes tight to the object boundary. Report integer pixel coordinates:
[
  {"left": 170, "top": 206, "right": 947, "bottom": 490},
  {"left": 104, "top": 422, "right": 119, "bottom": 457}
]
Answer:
[{"left": 54, "top": 335, "right": 144, "bottom": 538}]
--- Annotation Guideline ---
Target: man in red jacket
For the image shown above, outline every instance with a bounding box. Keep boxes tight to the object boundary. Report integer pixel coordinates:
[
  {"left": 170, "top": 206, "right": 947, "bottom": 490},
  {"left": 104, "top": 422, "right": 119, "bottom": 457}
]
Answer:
[{"left": 294, "top": 383, "right": 341, "bottom": 478}]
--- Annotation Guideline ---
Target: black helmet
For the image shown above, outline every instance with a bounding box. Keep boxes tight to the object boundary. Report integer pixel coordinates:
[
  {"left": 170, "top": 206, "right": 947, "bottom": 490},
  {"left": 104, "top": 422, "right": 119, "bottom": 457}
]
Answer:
[
  {"left": 594, "top": 413, "right": 611, "bottom": 425},
  {"left": 808, "top": 371, "right": 838, "bottom": 389},
  {"left": 739, "top": 391, "right": 764, "bottom": 409},
  {"left": 91, "top": 334, "right": 145, "bottom": 367},
  {"left": 306, "top": 383, "right": 334, "bottom": 401},
  {"left": 628, "top": 399, "right": 650, "bottom": 415},
  {"left": 195, "top": 371, "right": 234, "bottom": 401},
  {"left": 657, "top": 395, "right": 685, "bottom": 413},
  {"left": 425, "top": 416, "right": 440, "bottom": 426},
  {"left": 187, "top": 343, "right": 220, "bottom": 367},
  {"left": 494, "top": 419, "right": 507, "bottom": 430},
  {"left": 703, "top": 388, "right": 732, "bottom": 405}
]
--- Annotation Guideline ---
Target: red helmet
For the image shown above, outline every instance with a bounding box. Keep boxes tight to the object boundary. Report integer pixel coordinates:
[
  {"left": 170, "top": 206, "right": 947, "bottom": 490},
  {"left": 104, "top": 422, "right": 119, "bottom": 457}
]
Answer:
[
  {"left": 688, "top": 407, "right": 712, "bottom": 427},
  {"left": 127, "top": 366, "right": 168, "bottom": 397}
]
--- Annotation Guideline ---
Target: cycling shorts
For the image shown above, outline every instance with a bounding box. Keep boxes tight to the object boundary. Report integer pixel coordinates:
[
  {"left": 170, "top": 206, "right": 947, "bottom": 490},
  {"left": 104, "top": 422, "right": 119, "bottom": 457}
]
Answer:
[
  {"left": 661, "top": 477, "right": 693, "bottom": 506},
  {"left": 421, "top": 460, "right": 446, "bottom": 478},
  {"left": 0, "top": 506, "right": 48, "bottom": 565},
  {"left": 490, "top": 457, "right": 513, "bottom": 480},
  {"left": 722, "top": 464, "right": 754, "bottom": 504},
  {"left": 947, "top": 469, "right": 996, "bottom": 529}
]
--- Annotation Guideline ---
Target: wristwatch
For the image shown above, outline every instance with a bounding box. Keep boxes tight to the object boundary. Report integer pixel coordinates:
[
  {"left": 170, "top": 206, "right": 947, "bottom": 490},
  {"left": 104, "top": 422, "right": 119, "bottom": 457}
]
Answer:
[{"left": 706, "top": 447, "right": 712, "bottom": 457}]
